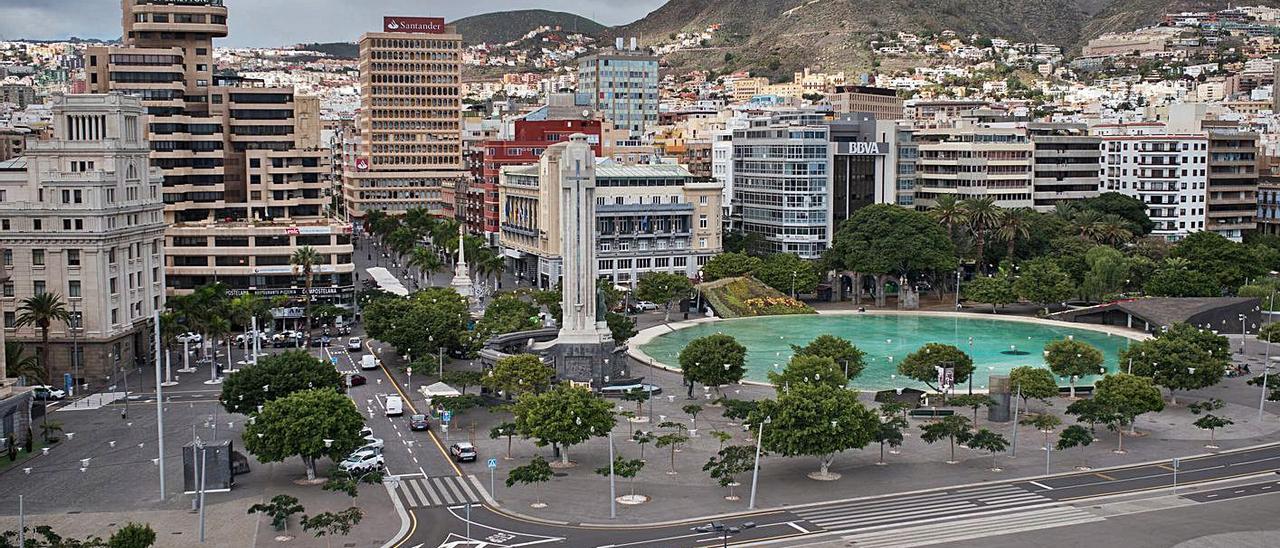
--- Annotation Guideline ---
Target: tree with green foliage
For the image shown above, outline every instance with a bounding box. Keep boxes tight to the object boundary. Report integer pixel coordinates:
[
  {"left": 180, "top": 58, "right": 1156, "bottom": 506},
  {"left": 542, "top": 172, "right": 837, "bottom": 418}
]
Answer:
[
  {"left": 506, "top": 455, "right": 554, "bottom": 507},
  {"left": 968, "top": 429, "right": 1010, "bottom": 471},
  {"left": 606, "top": 312, "right": 637, "bottom": 344},
  {"left": 678, "top": 333, "right": 748, "bottom": 396},
  {"left": 963, "top": 274, "right": 1016, "bottom": 312},
  {"left": 961, "top": 197, "right": 1006, "bottom": 274},
  {"left": 1247, "top": 372, "right": 1280, "bottom": 402},
  {"left": 243, "top": 389, "right": 365, "bottom": 481},
  {"left": 220, "top": 351, "right": 343, "bottom": 415},
  {"left": 1044, "top": 339, "right": 1104, "bottom": 398},
  {"left": 1008, "top": 366, "right": 1059, "bottom": 410},
  {"left": 756, "top": 253, "right": 820, "bottom": 296},
  {"left": 301, "top": 507, "right": 364, "bottom": 548},
  {"left": 949, "top": 394, "right": 995, "bottom": 425},
  {"left": 768, "top": 355, "right": 847, "bottom": 390},
  {"left": 622, "top": 388, "right": 650, "bottom": 426},
  {"left": 322, "top": 467, "right": 384, "bottom": 499},
  {"left": 1121, "top": 323, "right": 1229, "bottom": 404},
  {"left": 682, "top": 403, "right": 704, "bottom": 431},
  {"left": 1075, "top": 192, "right": 1154, "bottom": 235},
  {"left": 1081, "top": 246, "right": 1130, "bottom": 302},
  {"left": 440, "top": 370, "right": 484, "bottom": 395},
  {"left": 1021, "top": 412, "right": 1062, "bottom": 463},
  {"left": 105, "top": 522, "right": 157, "bottom": 548},
  {"left": 1144, "top": 264, "right": 1220, "bottom": 297},
  {"left": 656, "top": 430, "right": 690, "bottom": 474},
  {"left": 476, "top": 292, "right": 540, "bottom": 337},
  {"left": 750, "top": 382, "right": 880, "bottom": 479},
  {"left": 632, "top": 430, "right": 656, "bottom": 461},
  {"left": 1189, "top": 398, "right": 1232, "bottom": 448},
  {"left": 874, "top": 415, "right": 908, "bottom": 465},
  {"left": 483, "top": 354, "right": 555, "bottom": 397},
  {"left": 363, "top": 287, "right": 468, "bottom": 360},
  {"left": 248, "top": 494, "right": 305, "bottom": 533},
  {"left": 703, "top": 445, "right": 757, "bottom": 500},
  {"left": 15, "top": 292, "right": 71, "bottom": 385},
  {"left": 512, "top": 384, "right": 615, "bottom": 466},
  {"left": 897, "top": 343, "right": 975, "bottom": 398},
  {"left": 635, "top": 272, "right": 693, "bottom": 322},
  {"left": 723, "top": 229, "right": 767, "bottom": 256},
  {"left": 595, "top": 456, "right": 646, "bottom": 501},
  {"left": 703, "top": 252, "right": 763, "bottom": 281},
  {"left": 1055, "top": 424, "right": 1094, "bottom": 470},
  {"left": 1093, "top": 373, "right": 1165, "bottom": 453},
  {"left": 1065, "top": 397, "right": 1113, "bottom": 439},
  {"left": 920, "top": 415, "right": 973, "bottom": 464},
  {"left": 721, "top": 398, "right": 758, "bottom": 425},
  {"left": 1171, "top": 231, "right": 1273, "bottom": 291},
  {"left": 1014, "top": 257, "right": 1075, "bottom": 313},
  {"left": 432, "top": 394, "right": 483, "bottom": 414},
  {"left": 490, "top": 422, "right": 518, "bottom": 460},
  {"left": 789, "top": 334, "right": 867, "bottom": 380},
  {"left": 828, "top": 205, "right": 957, "bottom": 303}
]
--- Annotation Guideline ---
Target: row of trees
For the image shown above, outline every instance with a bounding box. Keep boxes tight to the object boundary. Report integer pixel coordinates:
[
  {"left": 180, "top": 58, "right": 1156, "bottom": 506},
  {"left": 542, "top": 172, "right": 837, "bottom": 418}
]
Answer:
[{"left": 363, "top": 208, "right": 505, "bottom": 288}]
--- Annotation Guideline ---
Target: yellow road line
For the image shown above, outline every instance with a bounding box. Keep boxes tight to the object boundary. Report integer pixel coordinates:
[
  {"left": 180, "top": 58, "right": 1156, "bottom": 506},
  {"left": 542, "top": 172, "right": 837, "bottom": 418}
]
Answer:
[
  {"left": 1093, "top": 472, "right": 1117, "bottom": 481},
  {"left": 368, "top": 340, "right": 463, "bottom": 477},
  {"left": 391, "top": 508, "right": 419, "bottom": 548},
  {"left": 1156, "top": 464, "right": 1175, "bottom": 471}
]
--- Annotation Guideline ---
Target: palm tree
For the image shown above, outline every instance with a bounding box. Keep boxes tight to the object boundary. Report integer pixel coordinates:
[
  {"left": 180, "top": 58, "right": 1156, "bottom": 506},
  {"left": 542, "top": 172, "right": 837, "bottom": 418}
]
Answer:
[
  {"left": 995, "top": 208, "right": 1032, "bottom": 261},
  {"left": 430, "top": 219, "right": 461, "bottom": 252},
  {"left": 960, "top": 197, "right": 1005, "bottom": 274},
  {"left": 15, "top": 292, "right": 71, "bottom": 385},
  {"left": 5, "top": 341, "right": 43, "bottom": 386},
  {"left": 1070, "top": 209, "right": 1105, "bottom": 243},
  {"left": 474, "top": 249, "right": 506, "bottom": 289},
  {"left": 290, "top": 246, "right": 320, "bottom": 346},
  {"left": 158, "top": 311, "right": 181, "bottom": 377},
  {"left": 363, "top": 210, "right": 388, "bottom": 237},
  {"left": 930, "top": 195, "right": 967, "bottom": 240},
  {"left": 206, "top": 315, "right": 232, "bottom": 378},
  {"left": 403, "top": 207, "right": 438, "bottom": 239},
  {"left": 1096, "top": 215, "right": 1135, "bottom": 246},
  {"left": 408, "top": 247, "right": 444, "bottom": 287}
]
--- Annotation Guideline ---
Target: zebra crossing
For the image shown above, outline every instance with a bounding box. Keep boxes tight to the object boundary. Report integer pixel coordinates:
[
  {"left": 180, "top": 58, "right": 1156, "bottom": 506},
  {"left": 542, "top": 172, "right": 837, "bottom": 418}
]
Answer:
[
  {"left": 791, "top": 483, "right": 1059, "bottom": 532},
  {"left": 836, "top": 505, "right": 1105, "bottom": 548},
  {"left": 396, "top": 475, "right": 483, "bottom": 508}
]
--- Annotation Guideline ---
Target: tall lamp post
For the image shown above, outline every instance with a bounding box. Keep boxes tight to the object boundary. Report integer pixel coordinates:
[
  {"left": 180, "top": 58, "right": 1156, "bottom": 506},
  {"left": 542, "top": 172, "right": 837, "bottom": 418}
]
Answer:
[{"left": 747, "top": 416, "right": 771, "bottom": 509}]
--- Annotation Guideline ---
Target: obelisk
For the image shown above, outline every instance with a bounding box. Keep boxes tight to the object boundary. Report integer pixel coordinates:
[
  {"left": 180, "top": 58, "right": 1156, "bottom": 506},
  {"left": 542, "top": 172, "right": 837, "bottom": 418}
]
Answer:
[{"left": 449, "top": 234, "right": 475, "bottom": 300}]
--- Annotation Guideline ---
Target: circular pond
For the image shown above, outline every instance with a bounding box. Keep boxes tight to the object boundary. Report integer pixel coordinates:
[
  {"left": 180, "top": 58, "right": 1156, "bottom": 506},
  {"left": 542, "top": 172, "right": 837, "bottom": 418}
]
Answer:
[{"left": 638, "top": 313, "right": 1136, "bottom": 391}]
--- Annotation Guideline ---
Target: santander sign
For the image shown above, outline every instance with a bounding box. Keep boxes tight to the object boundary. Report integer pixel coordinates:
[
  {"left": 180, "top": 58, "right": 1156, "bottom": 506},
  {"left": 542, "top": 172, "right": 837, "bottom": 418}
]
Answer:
[{"left": 383, "top": 16, "right": 446, "bottom": 34}]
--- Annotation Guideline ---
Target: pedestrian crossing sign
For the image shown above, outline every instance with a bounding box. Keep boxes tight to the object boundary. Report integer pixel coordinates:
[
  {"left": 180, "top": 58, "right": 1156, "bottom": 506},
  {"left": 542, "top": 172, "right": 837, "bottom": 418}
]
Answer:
[{"left": 487, "top": 458, "right": 498, "bottom": 469}]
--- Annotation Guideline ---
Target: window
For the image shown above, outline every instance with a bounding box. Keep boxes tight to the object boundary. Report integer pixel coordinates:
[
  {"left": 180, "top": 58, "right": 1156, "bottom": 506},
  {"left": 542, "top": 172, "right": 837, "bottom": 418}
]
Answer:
[
  {"left": 699, "top": 238, "right": 708, "bottom": 249},
  {"left": 67, "top": 249, "right": 80, "bottom": 266},
  {"left": 2, "top": 282, "right": 12, "bottom": 297},
  {"left": 33, "top": 281, "right": 46, "bottom": 295},
  {"left": 2, "top": 249, "right": 10, "bottom": 266},
  {"left": 699, "top": 215, "right": 708, "bottom": 229},
  {"left": 68, "top": 280, "right": 81, "bottom": 298},
  {"left": 1, "top": 219, "right": 7, "bottom": 230},
  {"left": 699, "top": 195, "right": 708, "bottom": 205},
  {"left": 109, "top": 277, "right": 118, "bottom": 294},
  {"left": 33, "top": 219, "right": 41, "bottom": 230},
  {"left": 4, "top": 311, "right": 14, "bottom": 328},
  {"left": 108, "top": 248, "right": 116, "bottom": 263},
  {"left": 111, "top": 308, "right": 119, "bottom": 325},
  {"left": 32, "top": 249, "right": 44, "bottom": 266}
]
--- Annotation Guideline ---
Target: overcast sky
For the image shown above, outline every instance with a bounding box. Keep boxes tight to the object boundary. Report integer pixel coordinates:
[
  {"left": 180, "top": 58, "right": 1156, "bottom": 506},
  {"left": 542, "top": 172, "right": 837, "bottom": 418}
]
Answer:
[{"left": 0, "top": 0, "right": 667, "bottom": 46}]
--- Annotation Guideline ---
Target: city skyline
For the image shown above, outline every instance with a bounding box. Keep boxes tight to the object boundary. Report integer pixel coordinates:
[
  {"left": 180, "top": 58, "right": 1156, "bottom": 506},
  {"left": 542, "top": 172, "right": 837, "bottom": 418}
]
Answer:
[{"left": 0, "top": 0, "right": 667, "bottom": 47}]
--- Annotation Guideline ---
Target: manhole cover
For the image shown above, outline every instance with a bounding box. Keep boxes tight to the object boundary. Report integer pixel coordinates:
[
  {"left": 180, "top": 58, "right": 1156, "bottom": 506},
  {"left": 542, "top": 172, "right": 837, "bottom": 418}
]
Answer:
[{"left": 553, "top": 472, "right": 569, "bottom": 477}]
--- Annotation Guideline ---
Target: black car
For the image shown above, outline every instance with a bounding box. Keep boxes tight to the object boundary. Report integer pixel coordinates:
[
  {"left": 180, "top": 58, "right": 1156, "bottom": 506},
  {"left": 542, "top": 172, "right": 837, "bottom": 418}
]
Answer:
[{"left": 408, "top": 414, "right": 429, "bottom": 431}]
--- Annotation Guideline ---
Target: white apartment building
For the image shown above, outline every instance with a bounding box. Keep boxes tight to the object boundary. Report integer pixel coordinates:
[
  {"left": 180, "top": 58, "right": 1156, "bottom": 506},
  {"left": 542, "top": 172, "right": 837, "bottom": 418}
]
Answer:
[
  {"left": 732, "top": 112, "right": 831, "bottom": 258},
  {"left": 0, "top": 94, "right": 167, "bottom": 384},
  {"left": 1095, "top": 123, "right": 1209, "bottom": 240}
]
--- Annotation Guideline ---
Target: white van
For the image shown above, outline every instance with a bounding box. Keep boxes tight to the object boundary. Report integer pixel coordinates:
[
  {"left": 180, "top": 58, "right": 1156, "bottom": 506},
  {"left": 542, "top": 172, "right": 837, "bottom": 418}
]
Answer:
[
  {"left": 360, "top": 354, "right": 377, "bottom": 370},
  {"left": 384, "top": 395, "right": 403, "bottom": 416}
]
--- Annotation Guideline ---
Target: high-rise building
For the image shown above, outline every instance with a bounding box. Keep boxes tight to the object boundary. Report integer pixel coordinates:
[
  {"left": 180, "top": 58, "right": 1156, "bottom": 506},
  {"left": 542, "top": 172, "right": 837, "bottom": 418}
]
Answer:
[
  {"left": 477, "top": 118, "right": 601, "bottom": 239},
  {"left": 499, "top": 136, "right": 722, "bottom": 289},
  {"left": 0, "top": 84, "right": 36, "bottom": 109},
  {"left": 86, "top": 0, "right": 355, "bottom": 305},
  {"left": 827, "top": 114, "right": 899, "bottom": 236},
  {"left": 0, "top": 94, "right": 167, "bottom": 383},
  {"left": 1028, "top": 123, "right": 1102, "bottom": 211},
  {"left": 1095, "top": 123, "right": 1208, "bottom": 241},
  {"left": 733, "top": 112, "right": 831, "bottom": 259},
  {"left": 829, "top": 86, "right": 903, "bottom": 121},
  {"left": 341, "top": 17, "right": 466, "bottom": 219},
  {"left": 913, "top": 122, "right": 1035, "bottom": 209},
  {"left": 1203, "top": 124, "right": 1258, "bottom": 241},
  {"left": 577, "top": 40, "right": 659, "bottom": 137}
]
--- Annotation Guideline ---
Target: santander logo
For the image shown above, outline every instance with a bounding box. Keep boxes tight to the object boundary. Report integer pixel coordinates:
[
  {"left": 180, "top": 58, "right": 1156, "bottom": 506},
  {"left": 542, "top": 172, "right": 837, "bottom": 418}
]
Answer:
[{"left": 383, "top": 16, "right": 446, "bottom": 34}]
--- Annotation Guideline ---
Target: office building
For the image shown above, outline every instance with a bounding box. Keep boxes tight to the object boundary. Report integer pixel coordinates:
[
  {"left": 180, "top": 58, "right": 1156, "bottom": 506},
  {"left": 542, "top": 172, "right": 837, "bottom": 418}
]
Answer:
[
  {"left": 0, "top": 94, "right": 166, "bottom": 383},
  {"left": 913, "top": 123, "right": 1035, "bottom": 209},
  {"left": 0, "top": 241, "right": 33, "bottom": 450},
  {"left": 499, "top": 135, "right": 722, "bottom": 289},
  {"left": 1096, "top": 123, "right": 1208, "bottom": 240},
  {"left": 733, "top": 113, "right": 830, "bottom": 259},
  {"left": 827, "top": 114, "right": 899, "bottom": 235},
  {"left": 0, "top": 128, "right": 27, "bottom": 161},
  {"left": 477, "top": 118, "right": 602, "bottom": 238},
  {"left": 341, "top": 16, "right": 466, "bottom": 219},
  {"left": 0, "top": 84, "right": 36, "bottom": 109},
  {"left": 577, "top": 40, "right": 659, "bottom": 136},
  {"left": 829, "top": 86, "right": 904, "bottom": 121},
  {"left": 85, "top": 0, "right": 355, "bottom": 304},
  {"left": 1028, "top": 123, "right": 1102, "bottom": 211}
]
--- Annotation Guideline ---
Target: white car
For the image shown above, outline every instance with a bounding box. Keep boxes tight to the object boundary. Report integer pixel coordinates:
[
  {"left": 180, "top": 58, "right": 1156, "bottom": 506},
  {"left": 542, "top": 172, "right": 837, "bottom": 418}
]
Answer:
[
  {"left": 359, "top": 426, "right": 375, "bottom": 439},
  {"left": 31, "top": 385, "right": 66, "bottom": 400},
  {"left": 233, "top": 332, "right": 269, "bottom": 345},
  {"left": 347, "top": 337, "right": 362, "bottom": 352},
  {"left": 359, "top": 437, "right": 384, "bottom": 451},
  {"left": 338, "top": 449, "right": 384, "bottom": 473},
  {"left": 633, "top": 301, "right": 659, "bottom": 311},
  {"left": 177, "top": 332, "right": 202, "bottom": 344}
]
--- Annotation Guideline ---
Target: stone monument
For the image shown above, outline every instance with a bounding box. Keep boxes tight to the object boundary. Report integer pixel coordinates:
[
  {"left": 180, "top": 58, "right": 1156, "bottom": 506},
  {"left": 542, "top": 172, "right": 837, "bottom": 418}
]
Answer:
[
  {"left": 449, "top": 234, "right": 475, "bottom": 299},
  {"left": 532, "top": 134, "right": 625, "bottom": 386}
]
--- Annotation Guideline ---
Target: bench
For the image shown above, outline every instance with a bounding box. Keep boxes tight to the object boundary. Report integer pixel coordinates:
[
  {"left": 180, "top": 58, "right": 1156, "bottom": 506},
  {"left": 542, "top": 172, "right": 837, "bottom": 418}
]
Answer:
[{"left": 907, "top": 408, "right": 956, "bottom": 419}]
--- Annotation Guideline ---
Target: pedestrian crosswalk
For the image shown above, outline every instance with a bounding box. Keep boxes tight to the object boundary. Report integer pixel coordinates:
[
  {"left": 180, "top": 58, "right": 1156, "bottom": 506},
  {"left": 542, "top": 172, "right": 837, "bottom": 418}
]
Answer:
[
  {"left": 834, "top": 505, "right": 1105, "bottom": 547},
  {"left": 791, "top": 484, "right": 1055, "bottom": 532},
  {"left": 396, "top": 475, "right": 482, "bottom": 508}
]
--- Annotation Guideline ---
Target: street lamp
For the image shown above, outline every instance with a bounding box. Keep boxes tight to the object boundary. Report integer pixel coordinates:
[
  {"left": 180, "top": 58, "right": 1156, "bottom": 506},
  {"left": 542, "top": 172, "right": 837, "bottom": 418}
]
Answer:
[{"left": 747, "top": 416, "right": 772, "bottom": 509}]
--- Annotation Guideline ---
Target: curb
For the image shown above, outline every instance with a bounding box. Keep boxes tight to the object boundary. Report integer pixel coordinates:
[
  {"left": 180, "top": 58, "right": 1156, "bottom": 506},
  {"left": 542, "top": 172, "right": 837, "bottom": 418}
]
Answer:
[{"left": 478, "top": 441, "right": 1280, "bottom": 529}]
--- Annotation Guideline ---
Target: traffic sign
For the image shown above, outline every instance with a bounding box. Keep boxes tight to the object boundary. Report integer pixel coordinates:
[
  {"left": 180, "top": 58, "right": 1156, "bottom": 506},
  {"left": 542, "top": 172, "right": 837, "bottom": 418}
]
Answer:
[
  {"left": 406, "top": 367, "right": 413, "bottom": 375},
  {"left": 487, "top": 458, "right": 498, "bottom": 469},
  {"left": 442, "top": 410, "right": 452, "bottom": 424},
  {"left": 1171, "top": 457, "right": 1180, "bottom": 469},
  {"left": 330, "top": 356, "right": 339, "bottom": 365}
]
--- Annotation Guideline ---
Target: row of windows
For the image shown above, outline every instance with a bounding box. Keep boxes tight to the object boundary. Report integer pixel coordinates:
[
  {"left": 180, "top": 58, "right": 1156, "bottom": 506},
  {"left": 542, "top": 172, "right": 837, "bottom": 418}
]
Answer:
[
  {"left": 599, "top": 256, "right": 690, "bottom": 271},
  {"left": 367, "top": 39, "right": 458, "bottom": 50}
]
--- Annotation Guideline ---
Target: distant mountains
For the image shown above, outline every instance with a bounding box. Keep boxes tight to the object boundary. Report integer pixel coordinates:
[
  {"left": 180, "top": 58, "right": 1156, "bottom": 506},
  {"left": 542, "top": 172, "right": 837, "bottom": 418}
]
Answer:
[{"left": 453, "top": 9, "right": 606, "bottom": 45}]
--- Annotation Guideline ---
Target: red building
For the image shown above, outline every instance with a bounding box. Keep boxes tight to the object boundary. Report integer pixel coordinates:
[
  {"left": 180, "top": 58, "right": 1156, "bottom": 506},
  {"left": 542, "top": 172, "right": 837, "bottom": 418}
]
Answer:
[{"left": 467, "top": 119, "right": 603, "bottom": 237}]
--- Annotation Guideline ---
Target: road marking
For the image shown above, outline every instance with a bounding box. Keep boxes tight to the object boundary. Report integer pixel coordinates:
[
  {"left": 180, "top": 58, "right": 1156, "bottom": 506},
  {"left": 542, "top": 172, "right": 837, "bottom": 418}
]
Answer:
[
  {"left": 1093, "top": 472, "right": 1117, "bottom": 480},
  {"left": 1156, "top": 465, "right": 1175, "bottom": 471},
  {"left": 1228, "top": 455, "right": 1280, "bottom": 467},
  {"left": 1028, "top": 481, "right": 1054, "bottom": 491},
  {"left": 786, "top": 522, "right": 809, "bottom": 533}
]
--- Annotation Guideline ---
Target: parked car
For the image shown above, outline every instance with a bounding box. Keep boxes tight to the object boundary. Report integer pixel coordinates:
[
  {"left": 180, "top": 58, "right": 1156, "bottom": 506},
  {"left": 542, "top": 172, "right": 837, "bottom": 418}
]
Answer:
[
  {"left": 30, "top": 385, "right": 66, "bottom": 401},
  {"left": 347, "top": 337, "right": 362, "bottom": 352},
  {"left": 346, "top": 373, "right": 367, "bottom": 387},
  {"left": 176, "top": 332, "right": 202, "bottom": 344},
  {"left": 384, "top": 395, "right": 403, "bottom": 417},
  {"left": 360, "top": 426, "right": 375, "bottom": 439},
  {"left": 357, "top": 437, "right": 384, "bottom": 451},
  {"left": 338, "top": 450, "right": 384, "bottom": 474},
  {"left": 632, "top": 301, "right": 659, "bottom": 312},
  {"left": 408, "top": 414, "right": 429, "bottom": 431},
  {"left": 449, "top": 442, "right": 477, "bottom": 463},
  {"left": 233, "top": 332, "right": 269, "bottom": 345},
  {"left": 599, "top": 383, "right": 663, "bottom": 398}
]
